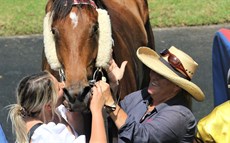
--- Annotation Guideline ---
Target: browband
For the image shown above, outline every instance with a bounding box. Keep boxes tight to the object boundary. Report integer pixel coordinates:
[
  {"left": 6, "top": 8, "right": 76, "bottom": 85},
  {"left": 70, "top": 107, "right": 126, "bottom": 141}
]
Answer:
[
  {"left": 73, "top": 0, "right": 97, "bottom": 8},
  {"left": 43, "top": 4, "right": 113, "bottom": 71}
]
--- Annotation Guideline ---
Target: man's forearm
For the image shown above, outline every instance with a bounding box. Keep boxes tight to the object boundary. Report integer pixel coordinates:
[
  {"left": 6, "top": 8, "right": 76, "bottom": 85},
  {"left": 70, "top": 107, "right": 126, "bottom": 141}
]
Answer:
[{"left": 109, "top": 105, "right": 128, "bottom": 129}]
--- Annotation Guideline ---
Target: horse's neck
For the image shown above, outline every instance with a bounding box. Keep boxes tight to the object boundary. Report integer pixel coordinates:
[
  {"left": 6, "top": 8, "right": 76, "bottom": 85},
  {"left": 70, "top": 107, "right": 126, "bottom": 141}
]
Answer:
[{"left": 102, "top": 0, "right": 148, "bottom": 24}]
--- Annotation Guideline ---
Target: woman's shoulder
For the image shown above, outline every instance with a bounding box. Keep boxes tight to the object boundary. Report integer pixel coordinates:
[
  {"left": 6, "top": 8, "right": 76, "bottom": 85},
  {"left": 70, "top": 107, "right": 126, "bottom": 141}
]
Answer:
[
  {"left": 31, "top": 122, "right": 86, "bottom": 143},
  {"left": 39, "top": 122, "right": 66, "bottom": 132}
]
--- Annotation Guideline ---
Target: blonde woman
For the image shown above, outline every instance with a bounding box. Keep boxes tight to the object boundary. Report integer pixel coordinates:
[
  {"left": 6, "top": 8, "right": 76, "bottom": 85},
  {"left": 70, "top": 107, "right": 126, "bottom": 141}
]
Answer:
[{"left": 8, "top": 71, "right": 106, "bottom": 143}]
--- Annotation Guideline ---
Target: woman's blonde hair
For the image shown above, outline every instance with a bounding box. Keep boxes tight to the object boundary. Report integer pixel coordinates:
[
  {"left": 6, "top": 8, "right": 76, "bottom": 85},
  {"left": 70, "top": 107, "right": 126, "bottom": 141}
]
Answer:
[{"left": 8, "top": 71, "right": 59, "bottom": 143}]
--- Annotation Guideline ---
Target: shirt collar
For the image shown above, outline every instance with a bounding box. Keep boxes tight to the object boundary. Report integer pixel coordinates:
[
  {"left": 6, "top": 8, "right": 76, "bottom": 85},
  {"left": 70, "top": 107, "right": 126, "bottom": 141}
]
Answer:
[{"left": 155, "top": 92, "right": 189, "bottom": 111}]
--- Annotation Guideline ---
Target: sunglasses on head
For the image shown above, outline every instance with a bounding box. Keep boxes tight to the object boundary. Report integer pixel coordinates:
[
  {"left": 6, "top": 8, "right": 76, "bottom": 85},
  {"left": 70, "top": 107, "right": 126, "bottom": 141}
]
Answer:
[{"left": 160, "top": 49, "right": 191, "bottom": 80}]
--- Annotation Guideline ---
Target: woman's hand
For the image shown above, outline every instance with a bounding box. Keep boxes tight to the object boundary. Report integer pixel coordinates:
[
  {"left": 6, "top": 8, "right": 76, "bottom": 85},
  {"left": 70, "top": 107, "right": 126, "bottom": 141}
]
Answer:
[
  {"left": 89, "top": 81, "right": 107, "bottom": 143},
  {"left": 90, "top": 81, "right": 115, "bottom": 108},
  {"left": 99, "top": 81, "right": 115, "bottom": 106},
  {"left": 106, "top": 59, "right": 128, "bottom": 84},
  {"left": 90, "top": 82, "right": 106, "bottom": 114}
]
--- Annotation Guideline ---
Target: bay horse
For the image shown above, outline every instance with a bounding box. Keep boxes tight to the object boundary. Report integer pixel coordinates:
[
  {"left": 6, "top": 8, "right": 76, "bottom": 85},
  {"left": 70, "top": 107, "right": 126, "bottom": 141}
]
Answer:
[{"left": 42, "top": 0, "right": 155, "bottom": 141}]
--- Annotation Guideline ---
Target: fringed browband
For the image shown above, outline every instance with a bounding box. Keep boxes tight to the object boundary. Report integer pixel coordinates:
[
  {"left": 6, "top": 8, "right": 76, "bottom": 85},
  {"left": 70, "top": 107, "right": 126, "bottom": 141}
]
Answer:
[
  {"left": 43, "top": 4, "right": 113, "bottom": 71},
  {"left": 73, "top": 0, "right": 97, "bottom": 8}
]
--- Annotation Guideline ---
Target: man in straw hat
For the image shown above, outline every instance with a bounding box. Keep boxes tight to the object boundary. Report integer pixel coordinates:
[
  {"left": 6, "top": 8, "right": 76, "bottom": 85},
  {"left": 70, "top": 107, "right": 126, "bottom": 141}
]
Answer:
[{"left": 94, "top": 46, "right": 205, "bottom": 142}]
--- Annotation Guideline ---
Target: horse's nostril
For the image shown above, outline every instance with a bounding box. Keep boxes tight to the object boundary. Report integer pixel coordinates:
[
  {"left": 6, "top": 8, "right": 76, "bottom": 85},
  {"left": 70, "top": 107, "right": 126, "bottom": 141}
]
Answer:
[
  {"left": 78, "top": 86, "right": 92, "bottom": 102},
  {"left": 63, "top": 88, "right": 75, "bottom": 103},
  {"left": 64, "top": 85, "right": 92, "bottom": 103},
  {"left": 62, "top": 86, "right": 92, "bottom": 112}
]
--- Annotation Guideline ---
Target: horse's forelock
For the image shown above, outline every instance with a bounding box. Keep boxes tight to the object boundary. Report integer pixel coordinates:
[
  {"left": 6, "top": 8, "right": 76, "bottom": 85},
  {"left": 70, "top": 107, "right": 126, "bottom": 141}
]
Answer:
[
  {"left": 52, "top": 0, "right": 72, "bottom": 20},
  {"left": 51, "top": 0, "right": 97, "bottom": 20}
]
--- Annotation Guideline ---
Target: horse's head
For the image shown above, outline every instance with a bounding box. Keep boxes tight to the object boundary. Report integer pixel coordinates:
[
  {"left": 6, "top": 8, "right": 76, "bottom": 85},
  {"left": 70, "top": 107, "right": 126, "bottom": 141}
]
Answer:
[{"left": 43, "top": 0, "right": 113, "bottom": 112}]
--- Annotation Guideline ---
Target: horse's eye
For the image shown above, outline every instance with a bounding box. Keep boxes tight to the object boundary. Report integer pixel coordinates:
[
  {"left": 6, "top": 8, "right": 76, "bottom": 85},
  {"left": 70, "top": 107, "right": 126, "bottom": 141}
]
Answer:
[
  {"left": 88, "top": 58, "right": 96, "bottom": 68},
  {"left": 92, "top": 23, "right": 99, "bottom": 36},
  {"left": 51, "top": 28, "right": 58, "bottom": 35},
  {"left": 87, "top": 58, "right": 96, "bottom": 75},
  {"left": 51, "top": 28, "right": 55, "bottom": 35},
  {"left": 93, "top": 24, "right": 98, "bottom": 33}
]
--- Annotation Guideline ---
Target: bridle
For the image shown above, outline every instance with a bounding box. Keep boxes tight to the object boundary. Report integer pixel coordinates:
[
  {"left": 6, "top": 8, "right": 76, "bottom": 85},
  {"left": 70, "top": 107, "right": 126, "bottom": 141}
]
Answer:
[
  {"left": 72, "top": 0, "right": 97, "bottom": 8},
  {"left": 58, "top": 69, "right": 66, "bottom": 82},
  {"left": 43, "top": 0, "right": 113, "bottom": 110},
  {"left": 57, "top": 0, "right": 111, "bottom": 84},
  {"left": 44, "top": 0, "right": 113, "bottom": 85}
]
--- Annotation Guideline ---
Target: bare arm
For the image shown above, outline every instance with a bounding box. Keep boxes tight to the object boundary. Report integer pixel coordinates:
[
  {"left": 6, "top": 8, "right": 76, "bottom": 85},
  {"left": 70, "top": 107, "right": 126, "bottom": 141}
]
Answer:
[
  {"left": 90, "top": 111, "right": 106, "bottom": 143},
  {"left": 89, "top": 83, "right": 107, "bottom": 143}
]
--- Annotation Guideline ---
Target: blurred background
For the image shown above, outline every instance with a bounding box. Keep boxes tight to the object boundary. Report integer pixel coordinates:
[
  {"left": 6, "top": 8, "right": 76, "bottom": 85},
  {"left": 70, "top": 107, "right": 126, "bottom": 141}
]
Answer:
[{"left": 0, "top": 0, "right": 230, "bottom": 142}]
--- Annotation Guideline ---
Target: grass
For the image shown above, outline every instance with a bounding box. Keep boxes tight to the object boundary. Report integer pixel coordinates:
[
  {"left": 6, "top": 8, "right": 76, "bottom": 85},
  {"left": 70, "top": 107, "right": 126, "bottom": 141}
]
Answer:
[
  {"left": 0, "top": 0, "right": 230, "bottom": 36},
  {"left": 0, "top": 0, "right": 46, "bottom": 36},
  {"left": 148, "top": 0, "right": 230, "bottom": 27}
]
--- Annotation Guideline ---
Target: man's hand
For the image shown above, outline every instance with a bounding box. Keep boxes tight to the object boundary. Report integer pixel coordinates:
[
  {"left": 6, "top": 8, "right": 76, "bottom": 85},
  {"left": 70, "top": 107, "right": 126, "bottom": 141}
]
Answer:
[{"left": 106, "top": 59, "right": 127, "bottom": 83}]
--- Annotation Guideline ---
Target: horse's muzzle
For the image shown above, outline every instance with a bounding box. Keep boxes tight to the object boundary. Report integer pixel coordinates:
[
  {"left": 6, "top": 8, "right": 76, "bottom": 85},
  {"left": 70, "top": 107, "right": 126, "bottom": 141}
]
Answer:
[{"left": 63, "top": 86, "right": 92, "bottom": 112}]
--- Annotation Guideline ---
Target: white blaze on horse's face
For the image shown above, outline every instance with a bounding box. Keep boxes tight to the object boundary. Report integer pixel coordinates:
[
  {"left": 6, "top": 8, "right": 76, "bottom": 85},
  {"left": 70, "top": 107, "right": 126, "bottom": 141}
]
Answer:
[{"left": 70, "top": 12, "right": 78, "bottom": 28}]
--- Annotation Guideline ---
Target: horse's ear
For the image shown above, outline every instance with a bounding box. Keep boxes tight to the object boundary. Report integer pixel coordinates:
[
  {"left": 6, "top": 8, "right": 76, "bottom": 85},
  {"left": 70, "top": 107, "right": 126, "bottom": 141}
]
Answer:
[
  {"left": 94, "top": 0, "right": 106, "bottom": 9},
  {"left": 45, "top": 0, "right": 54, "bottom": 13}
]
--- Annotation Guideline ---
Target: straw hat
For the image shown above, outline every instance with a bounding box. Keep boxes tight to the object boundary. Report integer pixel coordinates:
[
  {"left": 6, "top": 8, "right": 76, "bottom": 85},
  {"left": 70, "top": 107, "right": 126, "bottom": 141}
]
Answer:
[{"left": 136, "top": 46, "right": 205, "bottom": 101}]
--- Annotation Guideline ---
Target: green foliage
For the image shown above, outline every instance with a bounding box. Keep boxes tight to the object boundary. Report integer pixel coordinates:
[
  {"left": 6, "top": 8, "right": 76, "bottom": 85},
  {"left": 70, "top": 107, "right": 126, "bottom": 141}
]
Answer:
[{"left": 0, "top": 0, "right": 230, "bottom": 36}]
